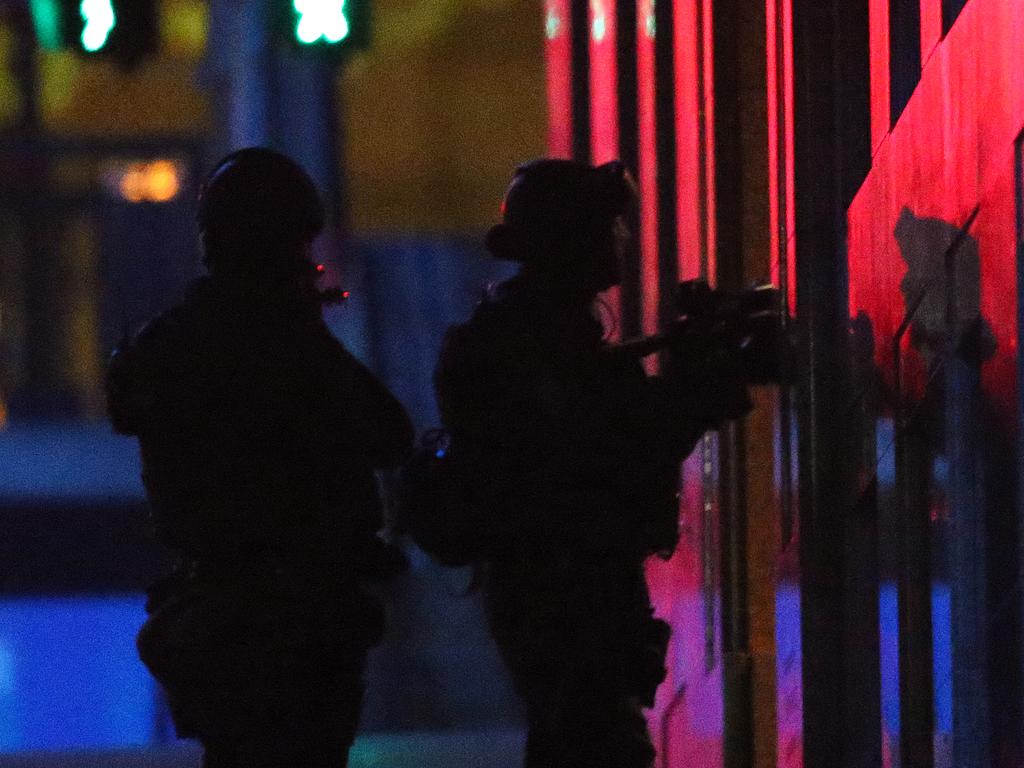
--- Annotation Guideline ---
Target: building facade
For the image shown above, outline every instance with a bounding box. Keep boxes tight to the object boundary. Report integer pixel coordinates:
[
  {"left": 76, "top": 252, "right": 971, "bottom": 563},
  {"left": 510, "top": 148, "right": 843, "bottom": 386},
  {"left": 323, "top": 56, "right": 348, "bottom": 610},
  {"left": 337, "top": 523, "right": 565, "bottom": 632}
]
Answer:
[{"left": 546, "top": 0, "right": 1023, "bottom": 767}]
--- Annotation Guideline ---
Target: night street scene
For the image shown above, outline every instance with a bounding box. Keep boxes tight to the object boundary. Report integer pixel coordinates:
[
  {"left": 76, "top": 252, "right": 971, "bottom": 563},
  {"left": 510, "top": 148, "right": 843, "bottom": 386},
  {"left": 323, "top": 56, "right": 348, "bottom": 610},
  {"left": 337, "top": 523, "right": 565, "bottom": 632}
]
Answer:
[{"left": 1, "top": 0, "right": 1022, "bottom": 766}]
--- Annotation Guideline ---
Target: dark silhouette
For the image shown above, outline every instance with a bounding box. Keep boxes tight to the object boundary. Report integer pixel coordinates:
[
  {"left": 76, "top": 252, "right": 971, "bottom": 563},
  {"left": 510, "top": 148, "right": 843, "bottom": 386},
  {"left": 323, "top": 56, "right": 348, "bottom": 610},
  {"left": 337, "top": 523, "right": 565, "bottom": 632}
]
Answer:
[
  {"left": 430, "top": 159, "right": 751, "bottom": 768},
  {"left": 106, "top": 148, "right": 413, "bottom": 768}
]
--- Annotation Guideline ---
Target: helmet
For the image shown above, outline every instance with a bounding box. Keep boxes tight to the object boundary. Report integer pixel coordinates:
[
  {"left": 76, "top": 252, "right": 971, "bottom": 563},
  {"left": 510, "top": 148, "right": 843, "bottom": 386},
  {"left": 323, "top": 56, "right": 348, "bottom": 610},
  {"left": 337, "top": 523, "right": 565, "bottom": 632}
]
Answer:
[
  {"left": 197, "top": 148, "right": 325, "bottom": 240},
  {"left": 486, "top": 158, "right": 635, "bottom": 263}
]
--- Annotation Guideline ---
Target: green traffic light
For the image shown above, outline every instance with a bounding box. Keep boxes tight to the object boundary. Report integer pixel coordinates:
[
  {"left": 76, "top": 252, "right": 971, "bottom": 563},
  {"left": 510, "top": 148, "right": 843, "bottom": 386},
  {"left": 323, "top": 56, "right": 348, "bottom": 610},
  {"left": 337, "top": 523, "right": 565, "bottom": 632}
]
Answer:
[
  {"left": 80, "top": 0, "right": 116, "bottom": 52},
  {"left": 294, "top": 0, "right": 350, "bottom": 45},
  {"left": 29, "top": 0, "right": 62, "bottom": 50}
]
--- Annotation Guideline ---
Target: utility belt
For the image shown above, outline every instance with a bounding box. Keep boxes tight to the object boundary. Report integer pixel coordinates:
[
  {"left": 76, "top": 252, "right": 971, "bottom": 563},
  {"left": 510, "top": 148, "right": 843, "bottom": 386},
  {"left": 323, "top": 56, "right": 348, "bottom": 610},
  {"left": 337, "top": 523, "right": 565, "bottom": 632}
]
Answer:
[{"left": 146, "top": 539, "right": 405, "bottom": 616}]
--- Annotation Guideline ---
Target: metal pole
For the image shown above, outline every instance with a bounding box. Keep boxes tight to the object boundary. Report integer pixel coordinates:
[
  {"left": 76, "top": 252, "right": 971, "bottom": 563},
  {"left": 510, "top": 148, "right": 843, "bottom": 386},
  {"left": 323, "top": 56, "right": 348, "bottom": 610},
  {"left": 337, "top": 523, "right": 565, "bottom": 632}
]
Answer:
[
  {"left": 5, "top": 5, "right": 76, "bottom": 419},
  {"left": 944, "top": 209, "right": 989, "bottom": 768},
  {"left": 719, "top": 421, "right": 754, "bottom": 768},
  {"left": 615, "top": 0, "right": 641, "bottom": 339},
  {"left": 712, "top": 0, "right": 764, "bottom": 764},
  {"left": 791, "top": 0, "right": 864, "bottom": 762},
  {"left": 892, "top": 299, "right": 934, "bottom": 768},
  {"left": 570, "top": 0, "right": 591, "bottom": 164}
]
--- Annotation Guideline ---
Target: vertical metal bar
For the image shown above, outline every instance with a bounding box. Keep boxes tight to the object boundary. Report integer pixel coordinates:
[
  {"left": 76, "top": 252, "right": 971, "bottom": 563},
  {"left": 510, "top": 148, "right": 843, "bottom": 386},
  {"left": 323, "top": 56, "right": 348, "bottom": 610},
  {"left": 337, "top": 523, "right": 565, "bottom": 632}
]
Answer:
[
  {"left": 838, "top": 3, "right": 880, "bottom": 766},
  {"left": 892, "top": 309, "right": 934, "bottom": 768},
  {"left": 1016, "top": 133, "right": 1024, "bottom": 768},
  {"left": 6, "top": 6, "right": 75, "bottom": 419},
  {"left": 654, "top": 0, "right": 679, "bottom": 324},
  {"left": 773, "top": 0, "right": 796, "bottom": 548},
  {"left": 695, "top": 0, "right": 711, "bottom": 285},
  {"left": 702, "top": 433, "right": 718, "bottom": 672},
  {"left": 944, "top": 206, "right": 989, "bottom": 768},
  {"left": 571, "top": 0, "right": 592, "bottom": 164},
  {"left": 792, "top": 0, "right": 853, "bottom": 762},
  {"left": 719, "top": 421, "right": 753, "bottom": 768},
  {"left": 693, "top": 0, "right": 715, "bottom": 676},
  {"left": 712, "top": 0, "right": 755, "bottom": 764},
  {"left": 616, "top": 0, "right": 642, "bottom": 339},
  {"left": 791, "top": 0, "right": 877, "bottom": 764},
  {"left": 616, "top": 0, "right": 639, "bottom": 172},
  {"left": 845, "top": 312, "right": 883, "bottom": 768}
]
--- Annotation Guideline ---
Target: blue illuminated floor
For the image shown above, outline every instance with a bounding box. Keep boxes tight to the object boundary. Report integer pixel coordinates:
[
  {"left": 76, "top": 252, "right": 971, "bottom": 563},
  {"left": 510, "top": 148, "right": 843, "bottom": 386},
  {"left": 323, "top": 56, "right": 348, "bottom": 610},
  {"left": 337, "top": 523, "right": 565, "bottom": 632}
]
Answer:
[
  {"left": 0, "top": 731, "right": 527, "bottom": 767},
  {"left": 0, "top": 595, "right": 525, "bottom": 765},
  {"left": 0, "top": 596, "right": 153, "bottom": 752},
  {"left": 0, "top": 586, "right": 954, "bottom": 765}
]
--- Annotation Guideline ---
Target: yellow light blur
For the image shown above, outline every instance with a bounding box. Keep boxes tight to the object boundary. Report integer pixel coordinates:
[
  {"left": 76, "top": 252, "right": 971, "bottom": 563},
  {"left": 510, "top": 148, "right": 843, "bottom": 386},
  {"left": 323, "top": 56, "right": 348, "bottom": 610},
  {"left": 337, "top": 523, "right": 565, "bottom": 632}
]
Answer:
[
  {"left": 161, "top": 0, "right": 208, "bottom": 60},
  {"left": 146, "top": 160, "right": 181, "bottom": 202},
  {"left": 116, "top": 160, "right": 182, "bottom": 203},
  {"left": 119, "top": 166, "right": 147, "bottom": 202},
  {"left": 0, "top": 23, "right": 23, "bottom": 128}
]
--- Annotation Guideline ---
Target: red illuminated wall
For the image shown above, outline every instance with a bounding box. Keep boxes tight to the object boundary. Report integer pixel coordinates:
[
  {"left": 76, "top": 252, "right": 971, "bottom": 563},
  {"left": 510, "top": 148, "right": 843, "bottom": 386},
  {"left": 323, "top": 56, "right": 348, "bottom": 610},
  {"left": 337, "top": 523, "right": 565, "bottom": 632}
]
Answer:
[
  {"left": 637, "top": 0, "right": 659, "bottom": 341},
  {"left": 848, "top": 0, "right": 1024, "bottom": 413},
  {"left": 675, "top": 0, "right": 715, "bottom": 284},
  {"left": 644, "top": 3, "right": 726, "bottom": 766},
  {"left": 588, "top": 0, "right": 622, "bottom": 333},
  {"left": 589, "top": 0, "right": 619, "bottom": 164},
  {"left": 920, "top": 0, "right": 942, "bottom": 63},
  {"left": 545, "top": 0, "right": 573, "bottom": 158},
  {"left": 868, "top": 0, "right": 890, "bottom": 152},
  {"left": 767, "top": 0, "right": 795, "bottom": 311}
]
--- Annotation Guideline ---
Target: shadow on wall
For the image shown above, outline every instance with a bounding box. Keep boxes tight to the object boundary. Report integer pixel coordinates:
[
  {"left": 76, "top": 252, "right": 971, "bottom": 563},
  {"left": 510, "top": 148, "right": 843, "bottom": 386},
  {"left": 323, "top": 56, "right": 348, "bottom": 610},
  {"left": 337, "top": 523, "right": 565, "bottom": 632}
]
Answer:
[
  {"left": 894, "top": 207, "right": 994, "bottom": 371},
  {"left": 874, "top": 207, "right": 1021, "bottom": 767}
]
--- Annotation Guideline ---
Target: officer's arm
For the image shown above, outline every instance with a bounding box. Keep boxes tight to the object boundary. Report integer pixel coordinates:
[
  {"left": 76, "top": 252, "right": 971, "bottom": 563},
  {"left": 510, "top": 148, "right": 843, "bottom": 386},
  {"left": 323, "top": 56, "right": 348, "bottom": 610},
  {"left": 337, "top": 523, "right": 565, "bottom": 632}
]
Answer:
[
  {"left": 338, "top": 351, "right": 415, "bottom": 469},
  {"left": 309, "top": 340, "right": 414, "bottom": 469},
  {"left": 105, "top": 318, "right": 173, "bottom": 436},
  {"left": 106, "top": 348, "right": 140, "bottom": 435},
  {"left": 602, "top": 328, "right": 752, "bottom": 450}
]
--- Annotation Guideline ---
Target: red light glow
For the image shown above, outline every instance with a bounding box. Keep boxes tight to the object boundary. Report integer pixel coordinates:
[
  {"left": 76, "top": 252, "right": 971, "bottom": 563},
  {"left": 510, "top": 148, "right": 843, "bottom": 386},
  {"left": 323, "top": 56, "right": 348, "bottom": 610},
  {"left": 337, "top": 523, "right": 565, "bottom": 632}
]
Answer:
[
  {"left": 637, "top": 0, "right": 658, "bottom": 343},
  {"left": 589, "top": 0, "right": 621, "bottom": 338},
  {"left": 869, "top": 0, "right": 891, "bottom": 153},
  {"left": 766, "top": 0, "right": 796, "bottom": 312},
  {"left": 589, "top": 0, "right": 618, "bottom": 164},
  {"left": 545, "top": 0, "right": 573, "bottom": 159},
  {"left": 673, "top": 0, "right": 712, "bottom": 284}
]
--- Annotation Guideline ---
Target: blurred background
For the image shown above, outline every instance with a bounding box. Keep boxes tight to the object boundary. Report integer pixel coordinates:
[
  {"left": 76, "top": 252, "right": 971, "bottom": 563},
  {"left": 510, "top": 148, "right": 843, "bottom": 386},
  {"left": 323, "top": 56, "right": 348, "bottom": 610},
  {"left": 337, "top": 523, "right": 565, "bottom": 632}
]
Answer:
[{"left": 0, "top": 0, "right": 540, "bottom": 763}]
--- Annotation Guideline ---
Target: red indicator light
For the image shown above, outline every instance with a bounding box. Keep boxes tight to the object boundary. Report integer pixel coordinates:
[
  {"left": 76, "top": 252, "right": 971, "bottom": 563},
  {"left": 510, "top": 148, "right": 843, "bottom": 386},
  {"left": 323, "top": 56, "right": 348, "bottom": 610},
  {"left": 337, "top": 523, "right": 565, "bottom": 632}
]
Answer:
[{"left": 316, "top": 263, "right": 326, "bottom": 273}]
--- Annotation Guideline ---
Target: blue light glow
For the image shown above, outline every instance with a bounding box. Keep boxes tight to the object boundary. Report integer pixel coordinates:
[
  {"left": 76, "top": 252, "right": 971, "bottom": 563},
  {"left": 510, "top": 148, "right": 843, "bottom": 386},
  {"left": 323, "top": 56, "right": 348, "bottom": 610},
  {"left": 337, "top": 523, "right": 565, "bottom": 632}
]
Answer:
[
  {"left": 0, "top": 596, "right": 153, "bottom": 752},
  {"left": 878, "top": 582, "right": 953, "bottom": 742}
]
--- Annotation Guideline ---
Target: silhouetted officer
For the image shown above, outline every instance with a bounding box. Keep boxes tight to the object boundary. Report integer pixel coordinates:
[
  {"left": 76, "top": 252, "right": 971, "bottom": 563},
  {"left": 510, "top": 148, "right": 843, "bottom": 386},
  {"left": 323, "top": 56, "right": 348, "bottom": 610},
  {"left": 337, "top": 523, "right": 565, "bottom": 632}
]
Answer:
[
  {"left": 434, "top": 159, "right": 750, "bottom": 768},
  {"left": 107, "top": 148, "right": 413, "bottom": 768}
]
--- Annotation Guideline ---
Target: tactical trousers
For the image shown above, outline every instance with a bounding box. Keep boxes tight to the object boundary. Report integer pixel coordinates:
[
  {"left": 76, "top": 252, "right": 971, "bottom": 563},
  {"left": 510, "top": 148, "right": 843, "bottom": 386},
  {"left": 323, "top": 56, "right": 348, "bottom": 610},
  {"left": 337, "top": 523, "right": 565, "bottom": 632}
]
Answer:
[
  {"left": 486, "top": 556, "right": 668, "bottom": 768},
  {"left": 519, "top": 670, "right": 657, "bottom": 768},
  {"left": 138, "top": 572, "right": 379, "bottom": 768}
]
